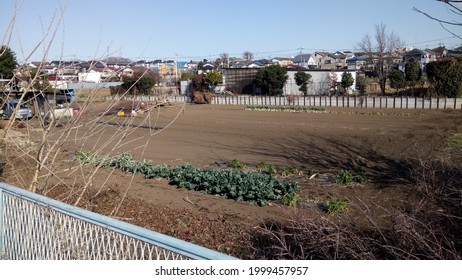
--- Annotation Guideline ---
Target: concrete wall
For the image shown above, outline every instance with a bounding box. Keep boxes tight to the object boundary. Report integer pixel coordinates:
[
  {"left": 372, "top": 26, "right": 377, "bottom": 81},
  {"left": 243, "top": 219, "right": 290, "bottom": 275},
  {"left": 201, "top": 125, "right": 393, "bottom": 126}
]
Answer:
[{"left": 284, "top": 69, "right": 357, "bottom": 95}]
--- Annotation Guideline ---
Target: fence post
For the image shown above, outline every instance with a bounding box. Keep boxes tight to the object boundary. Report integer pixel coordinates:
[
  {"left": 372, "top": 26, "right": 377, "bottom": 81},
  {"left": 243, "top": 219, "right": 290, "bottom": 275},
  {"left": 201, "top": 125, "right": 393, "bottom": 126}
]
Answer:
[
  {"left": 444, "top": 97, "right": 447, "bottom": 109},
  {"left": 0, "top": 188, "right": 3, "bottom": 260},
  {"left": 406, "top": 96, "right": 408, "bottom": 109},
  {"left": 373, "top": 96, "right": 375, "bottom": 108},
  {"left": 437, "top": 97, "right": 440, "bottom": 109},
  {"left": 336, "top": 96, "right": 339, "bottom": 107},
  {"left": 430, "top": 97, "right": 432, "bottom": 109}
]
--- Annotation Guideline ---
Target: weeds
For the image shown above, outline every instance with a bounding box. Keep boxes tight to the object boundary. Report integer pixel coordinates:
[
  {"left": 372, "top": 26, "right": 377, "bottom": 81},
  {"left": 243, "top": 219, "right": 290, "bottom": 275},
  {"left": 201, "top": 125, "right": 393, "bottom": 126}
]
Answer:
[
  {"left": 229, "top": 159, "right": 246, "bottom": 169},
  {"left": 280, "top": 192, "right": 299, "bottom": 207},
  {"left": 448, "top": 133, "right": 462, "bottom": 150},
  {"left": 335, "top": 170, "right": 353, "bottom": 185},
  {"left": 326, "top": 198, "right": 348, "bottom": 214},
  {"left": 355, "top": 171, "right": 367, "bottom": 183},
  {"left": 335, "top": 169, "right": 367, "bottom": 184},
  {"left": 280, "top": 166, "right": 300, "bottom": 177},
  {"left": 244, "top": 203, "right": 462, "bottom": 260}
]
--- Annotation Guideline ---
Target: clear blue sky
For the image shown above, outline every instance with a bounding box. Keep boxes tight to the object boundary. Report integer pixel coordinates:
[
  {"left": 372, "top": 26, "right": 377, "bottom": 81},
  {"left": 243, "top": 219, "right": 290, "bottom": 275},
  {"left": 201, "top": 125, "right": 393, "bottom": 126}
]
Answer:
[{"left": 1, "top": 0, "right": 461, "bottom": 62}]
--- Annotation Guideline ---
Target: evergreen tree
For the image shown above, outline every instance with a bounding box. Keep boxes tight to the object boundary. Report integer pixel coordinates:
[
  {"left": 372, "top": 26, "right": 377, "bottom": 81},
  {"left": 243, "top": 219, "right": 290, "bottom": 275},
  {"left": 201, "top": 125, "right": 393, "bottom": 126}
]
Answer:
[
  {"left": 0, "top": 46, "right": 17, "bottom": 79},
  {"left": 405, "top": 57, "right": 421, "bottom": 88},
  {"left": 341, "top": 72, "right": 354, "bottom": 94},
  {"left": 294, "top": 71, "right": 312, "bottom": 96},
  {"left": 255, "top": 65, "right": 288, "bottom": 96},
  {"left": 389, "top": 69, "right": 406, "bottom": 93},
  {"left": 426, "top": 57, "right": 462, "bottom": 97}
]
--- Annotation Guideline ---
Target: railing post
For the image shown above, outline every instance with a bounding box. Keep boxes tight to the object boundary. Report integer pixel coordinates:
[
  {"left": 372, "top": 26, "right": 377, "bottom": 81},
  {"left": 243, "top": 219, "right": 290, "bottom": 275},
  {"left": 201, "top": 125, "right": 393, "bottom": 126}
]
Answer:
[{"left": 0, "top": 188, "right": 3, "bottom": 260}]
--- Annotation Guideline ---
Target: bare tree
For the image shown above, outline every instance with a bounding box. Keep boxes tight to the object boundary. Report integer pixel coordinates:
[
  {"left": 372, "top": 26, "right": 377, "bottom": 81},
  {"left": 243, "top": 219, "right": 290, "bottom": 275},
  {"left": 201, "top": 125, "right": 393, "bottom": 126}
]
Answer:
[
  {"left": 357, "top": 23, "right": 403, "bottom": 94},
  {"left": 243, "top": 51, "right": 254, "bottom": 63},
  {"left": 413, "top": 0, "right": 462, "bottom": 39},
  {"left": 220, "top": 52, "right": 229, "bottom": 68},
  {"left": 0, "top": 3, "right": 185, "bottom": 216}
]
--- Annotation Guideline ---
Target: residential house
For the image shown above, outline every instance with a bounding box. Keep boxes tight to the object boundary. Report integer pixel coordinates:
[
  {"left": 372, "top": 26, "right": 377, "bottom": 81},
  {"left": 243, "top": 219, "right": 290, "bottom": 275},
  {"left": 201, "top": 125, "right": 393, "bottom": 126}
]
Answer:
[
  {"left": 78, "top": 70, "right": 102, "bottom": 83},
  {"left": 448, "top": 45, "right": 462, "bottom": 57},
  {"left": 403, "top": 48, "right": 437, "bottom": 73},
  {"left": 313, "top": 52, "right": 328, "bottom": 68},
  {"left": 346, "top": 56, "right": 367, "bottom": 70},
  {"left": 183, "top": 61, "right": 198, "bottom": 72},
  {"left": 331, "top": 51, "right": 352, "bottom": 69},
  {"left": 431, "top": 46, "right": 448, "bottom": 58},
  {"left": 271, "top": 57, "right": 293, "bottom": 67},
  {"left": 292, "top": 54, "right": 317, "bottom": 69},
  {"left": 105, "top": 57, "right": 132, "bottom": 69},
  {"left": 247, "top": 59, "right": 271, "bottom": 68},
  {"left": 230, "top": 60, "right": 249, "bottom": 68},
  {"left": 320, "top": 55, "right": 337, "bottom": 69},
  {"left": 198, "top": 63, "right": 218, "bottom": 74}
]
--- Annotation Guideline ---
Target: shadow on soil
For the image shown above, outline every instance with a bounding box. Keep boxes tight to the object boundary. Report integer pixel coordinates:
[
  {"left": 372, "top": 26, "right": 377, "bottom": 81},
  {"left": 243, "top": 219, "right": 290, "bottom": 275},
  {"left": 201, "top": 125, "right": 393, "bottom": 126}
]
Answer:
[{"left": 227, "top": 132, "right": 413, "bottom": 185}]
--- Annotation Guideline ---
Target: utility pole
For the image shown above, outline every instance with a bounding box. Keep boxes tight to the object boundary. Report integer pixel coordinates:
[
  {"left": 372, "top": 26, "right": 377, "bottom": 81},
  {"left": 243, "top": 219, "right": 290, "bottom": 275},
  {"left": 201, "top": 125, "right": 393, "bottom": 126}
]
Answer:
[
  {"left": 298, "top": 47, "right": 304, "bottom": 66},
  {"left": 174, "top": 53, "right": 178, "bottom": 83}
]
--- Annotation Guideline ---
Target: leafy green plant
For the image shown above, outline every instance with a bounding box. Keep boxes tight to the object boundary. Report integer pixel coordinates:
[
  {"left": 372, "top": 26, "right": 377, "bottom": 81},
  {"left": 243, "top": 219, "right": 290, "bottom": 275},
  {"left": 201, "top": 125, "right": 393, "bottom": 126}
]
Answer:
[
  {"left": 257, "top": 161, "right": 270, "bottom": 170},
  {"left": 335, "top": 170, "right": 353, "bottom": 185},
  {"left": 246, "top": 105, "right": 326, "bottom": 112},
  {"left": 76, "top": 152, "right": 300, "bottom": 206},
  {"left": 281, "top": 192, "right": 299, "bottom": 207},
  {"left": 326, "top": 198, "right": 348, "bottom": 214},
  {"left": 281, "top": 167, "right": 290, "bottom": 177},
  {"left": 355, "top": 171, "right": 367, "bottom": 183},
  {"left": 281, "top": 166, "right": 300, "bottom": 177},
  {"left": 75, "top": 150, "right": 102, "bottom": 164},
  {"left": 267, "top": 164, "right": 277, "bottom": 175},
  {"left": 229, "top": 159, "right": 246, "bottom": 169}
]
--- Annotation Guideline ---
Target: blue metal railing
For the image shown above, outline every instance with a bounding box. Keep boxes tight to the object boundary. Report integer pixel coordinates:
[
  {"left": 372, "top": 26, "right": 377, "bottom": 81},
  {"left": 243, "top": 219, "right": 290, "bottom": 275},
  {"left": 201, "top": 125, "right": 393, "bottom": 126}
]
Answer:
[{"left": 0, "top": 183, "right": 237, "bottom": 260}]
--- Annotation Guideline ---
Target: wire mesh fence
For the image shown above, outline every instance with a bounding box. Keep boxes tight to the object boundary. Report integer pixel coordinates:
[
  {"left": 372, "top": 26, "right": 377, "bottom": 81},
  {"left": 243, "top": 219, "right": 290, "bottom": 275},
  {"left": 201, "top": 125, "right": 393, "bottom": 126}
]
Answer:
[{"left": 0, "top": 183, "right": 237, "bottom": 260}]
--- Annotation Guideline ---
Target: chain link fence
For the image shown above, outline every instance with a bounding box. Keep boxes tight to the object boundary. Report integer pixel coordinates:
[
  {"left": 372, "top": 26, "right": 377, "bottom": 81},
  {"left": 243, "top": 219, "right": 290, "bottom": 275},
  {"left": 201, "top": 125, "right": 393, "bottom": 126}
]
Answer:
[{"left": 0, "top": 183, "right": 236, "bottom": 260}]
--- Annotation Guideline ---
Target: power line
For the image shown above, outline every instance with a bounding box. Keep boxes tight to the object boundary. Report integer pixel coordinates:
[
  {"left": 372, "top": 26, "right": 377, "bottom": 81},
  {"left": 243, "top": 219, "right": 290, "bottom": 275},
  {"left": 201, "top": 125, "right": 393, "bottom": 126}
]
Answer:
[{"left": 410, "top": 34, "right": 462, "bottom": 46}]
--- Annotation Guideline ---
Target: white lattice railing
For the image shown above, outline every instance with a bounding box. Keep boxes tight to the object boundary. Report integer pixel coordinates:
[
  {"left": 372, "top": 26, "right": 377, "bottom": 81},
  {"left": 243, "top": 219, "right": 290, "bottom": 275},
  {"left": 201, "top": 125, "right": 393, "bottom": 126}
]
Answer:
[{"left": 0, "top": 183, "right": 237, "bottom": 260}]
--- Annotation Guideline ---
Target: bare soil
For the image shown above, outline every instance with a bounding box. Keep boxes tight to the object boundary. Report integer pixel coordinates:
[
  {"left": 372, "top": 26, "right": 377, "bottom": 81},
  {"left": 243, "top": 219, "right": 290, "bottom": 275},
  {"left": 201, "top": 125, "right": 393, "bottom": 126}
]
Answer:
[{"left": 6, "top": 101, "right": 462, "bottom": 258}]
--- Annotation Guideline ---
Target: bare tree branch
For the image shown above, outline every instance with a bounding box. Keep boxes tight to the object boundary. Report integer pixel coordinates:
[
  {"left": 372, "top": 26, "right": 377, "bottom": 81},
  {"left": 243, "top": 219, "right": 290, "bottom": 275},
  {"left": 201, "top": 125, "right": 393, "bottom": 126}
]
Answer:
[
  {"left": 413, "top": 7, "right": 462, "bottom": 26},
  {"left": 440, "top": 22, "right": 462, "bottom": 40}
]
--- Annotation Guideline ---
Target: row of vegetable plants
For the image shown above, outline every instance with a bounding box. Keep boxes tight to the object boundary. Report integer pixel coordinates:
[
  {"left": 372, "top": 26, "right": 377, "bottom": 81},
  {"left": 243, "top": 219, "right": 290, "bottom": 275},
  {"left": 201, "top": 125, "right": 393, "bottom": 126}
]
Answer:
[
  {"left": 75, "top": 151, "right": 300, "bottom": 206},
  {"left": 245, "top": 105, "right": 327, "bottom": 112}
]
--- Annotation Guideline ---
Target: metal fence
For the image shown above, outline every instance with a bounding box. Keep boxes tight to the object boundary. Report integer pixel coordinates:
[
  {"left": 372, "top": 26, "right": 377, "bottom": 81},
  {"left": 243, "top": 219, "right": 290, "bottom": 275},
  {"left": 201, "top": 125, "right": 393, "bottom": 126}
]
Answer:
[
  {"left": 107, "top": 95, "right": 462, "bottom": 110},
  {"left": 0, "top": 183, "right": 237, "bottom": 260}
]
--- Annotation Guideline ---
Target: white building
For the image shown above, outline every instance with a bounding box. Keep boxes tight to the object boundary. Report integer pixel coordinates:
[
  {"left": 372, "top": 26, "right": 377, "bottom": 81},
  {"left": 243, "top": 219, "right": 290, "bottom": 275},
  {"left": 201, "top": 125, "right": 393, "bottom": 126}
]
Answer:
[
  {"left": 78, "top": 70, "right": 102, "bottom": 83},
  {"left": 283, "top": 69, "right": 357, "bottom": 95}
]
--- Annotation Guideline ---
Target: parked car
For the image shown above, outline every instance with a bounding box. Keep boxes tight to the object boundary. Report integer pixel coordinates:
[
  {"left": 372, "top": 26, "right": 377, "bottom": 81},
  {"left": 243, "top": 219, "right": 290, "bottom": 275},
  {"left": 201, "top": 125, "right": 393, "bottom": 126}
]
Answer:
[{"left": 2, "top": 99, "right": 33, "bottom": 119}]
